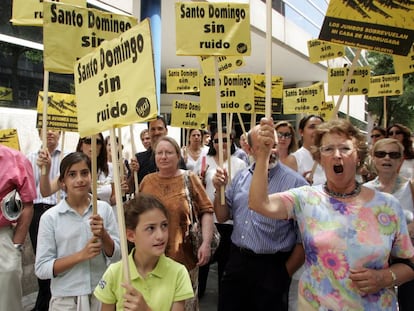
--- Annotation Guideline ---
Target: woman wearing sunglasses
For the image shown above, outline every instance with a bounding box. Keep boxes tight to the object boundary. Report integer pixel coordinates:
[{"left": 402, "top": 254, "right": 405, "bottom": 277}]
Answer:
[
  {"left": 274, "top": 121, "right": 298, "bottom": 166},
  {"left": 364, "top": 138, "right": 414, "bottom": 310},
  {"left": 387, "top": 123, "right": 414, "bottom": 180}
]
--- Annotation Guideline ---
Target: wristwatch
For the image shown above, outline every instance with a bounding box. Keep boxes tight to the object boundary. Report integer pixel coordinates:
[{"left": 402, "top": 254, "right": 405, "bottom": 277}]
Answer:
[{"left": 13, "top": 244, "right": 24, "bottom": 252}]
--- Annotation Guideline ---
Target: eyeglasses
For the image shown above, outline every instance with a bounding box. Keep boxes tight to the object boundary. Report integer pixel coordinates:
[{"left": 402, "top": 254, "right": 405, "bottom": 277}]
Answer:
[
  {"left": 388, "top": 130, "right": 402, "bottom": 136},
  {"left": 82, "top": 138, "right": 103, "bottom": 145},
  {"left": 213, "top": 138, "right": 229, "bottom": 144},
  {"left": 373, "top": 151, "right": 402, "bottom": 159},
  {"left": 277, "top": 132, "right": 292, "bottom": 139},
  {"left": 319, "top": 144, "right": 354, "bottom": 156},
  {"left": 370, "top": 134, "right": 382, "bottom": 139}
]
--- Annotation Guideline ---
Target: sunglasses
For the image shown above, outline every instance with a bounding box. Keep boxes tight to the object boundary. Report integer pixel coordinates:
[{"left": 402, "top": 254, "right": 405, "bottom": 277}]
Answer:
[
  {"left": 388, "top": 130, "right": 402, "bottom": 136},
  {"left": 277, "top": 132, "right": 292, "bottom": 139},
  {"left": 213, "top": 138, "right": 229, "bottom": 144},
  {"left": 82, "top": 138, "right": 103, "bottom": 145},
  {"left": 370, "top": 134, "right": 382, "bottom": 139},
  {"left": 373, "top": 151, "right": 402, "bottom": 159}
]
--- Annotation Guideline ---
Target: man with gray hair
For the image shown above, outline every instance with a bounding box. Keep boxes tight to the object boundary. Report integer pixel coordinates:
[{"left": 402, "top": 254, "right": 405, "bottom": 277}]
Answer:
[{"left": 212, "top": 123, "right": 307, "bottom": 310}]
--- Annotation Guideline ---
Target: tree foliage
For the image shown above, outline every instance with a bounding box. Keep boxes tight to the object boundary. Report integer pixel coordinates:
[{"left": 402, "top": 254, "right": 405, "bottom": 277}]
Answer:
[{"left": 366, "top": 52, "right": 414, "bottom": 130}]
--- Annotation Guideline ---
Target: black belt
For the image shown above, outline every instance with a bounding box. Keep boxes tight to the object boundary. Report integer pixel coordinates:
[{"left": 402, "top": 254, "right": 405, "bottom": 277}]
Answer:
[
  {"left": 232, "top": 243, "right": 291, "bottom": 260},
  {"left": 34, "top": 203, "right": 54, "bottom": 211}
]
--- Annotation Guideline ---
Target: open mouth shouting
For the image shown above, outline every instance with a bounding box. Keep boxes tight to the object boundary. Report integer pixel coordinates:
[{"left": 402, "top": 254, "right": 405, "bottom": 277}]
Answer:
[{"left": 333, "top": 164, "right": 344, "bottom": 174}]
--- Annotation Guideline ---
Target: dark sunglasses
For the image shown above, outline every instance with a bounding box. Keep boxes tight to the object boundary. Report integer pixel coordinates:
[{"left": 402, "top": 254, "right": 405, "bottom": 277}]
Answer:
[
  {"left": 277, "top": 132, "right": 292, "bottom": 139},
  {"left": 388, "top": 130, "right": 402, "bottom": 136},
  {"left": 373, "top": 151, "right": 402, "bottom": 159},
  {"left": 82, "top": 138, "right": 103, "bottom": 145},
  {"left": 370, "top": 134, "right": 382, "bottom": 139},
  {"left": 213, "top": 138, "right": 229, "bottom": 144}
]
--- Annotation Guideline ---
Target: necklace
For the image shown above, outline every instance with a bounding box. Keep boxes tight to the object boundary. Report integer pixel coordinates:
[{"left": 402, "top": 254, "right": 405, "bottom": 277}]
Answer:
[{"left": 323, "top": 181, "right": 362, "bottom": 199}]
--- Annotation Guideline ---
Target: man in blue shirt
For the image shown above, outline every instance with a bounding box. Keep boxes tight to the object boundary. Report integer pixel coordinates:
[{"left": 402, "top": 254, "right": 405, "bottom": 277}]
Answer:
[{"left": 213, "top": 123, "right": 307, "bottom": 311}]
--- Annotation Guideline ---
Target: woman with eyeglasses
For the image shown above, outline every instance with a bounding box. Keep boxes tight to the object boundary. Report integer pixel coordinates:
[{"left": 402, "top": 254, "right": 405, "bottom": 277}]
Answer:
[
  {"left": 387, "top": 124, "right": 414, "bottom": 180},
  {"left": 139, "top": 136, "right": 214, "bottom": 311},
  {"left": 360, "top": 126, "right": 387, "bottom": 182},
  {"left": 249, "top": 118, "right": 414, "bottom": 310},
  {"left": 364, "top": 138, "right": 414, "bottom": 310},
  {"left": 275, "top": 121, "right": 298, "bottom": 166}
]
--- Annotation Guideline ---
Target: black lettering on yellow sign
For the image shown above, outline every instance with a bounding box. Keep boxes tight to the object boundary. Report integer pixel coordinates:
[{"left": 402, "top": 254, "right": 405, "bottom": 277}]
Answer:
[
  {"left": 82, "top": 33, "right": 105, "bottom": 48},
  {"left": 49, "top": 4, "right": 133, "bottom": 32},
  {"left": 183, "top": 120, "right": 199, "bottom": 127},
  {"left": 97, "top": 102, "right": 128, "bottom": 123},
  {"left": 284, "top": 89, "right": 297, "bottom": 97},
  {"left": 204, "top": 21, "right": 225, "bottom": 33},
  {"left": 98, "top": 74, "right": 121, "bottom": 97},
  {"left": 221, "top": 88, "right": 236, "bottom": 97},
  {"left": 186, "top": 112, "right": 196, "bottom": 118},
  {"left": 189, "top": 102, "right": 201, "bottom": 111},
  {"left": 221, "top": 101, "right": 239, "bottom": 108},
  {"left": 179, "top": 4, "right": 247, "bottom": 22},
  {"left": 330, "top": 67, "right": 369, "bottom": 77},
  {"left": 34, "top": 11, "right": 42, "bottom": 19},
  {"left": 200, "top": 39, "right": 230, "bottom": 49},
  {"left": 77, "top": 34, "right": 144, "bottom": 84},
  {"left": 175, "top": 101, "right": 187, "bottom": 109},
  {"left": 295, "top": 105, "right": 310, "bottom": 111}
]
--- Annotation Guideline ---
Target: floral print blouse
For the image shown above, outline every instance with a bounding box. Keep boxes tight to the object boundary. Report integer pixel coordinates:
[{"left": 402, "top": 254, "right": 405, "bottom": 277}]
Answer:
[{"left": 286, "top": 185, "right": 414, "bottom": 310}]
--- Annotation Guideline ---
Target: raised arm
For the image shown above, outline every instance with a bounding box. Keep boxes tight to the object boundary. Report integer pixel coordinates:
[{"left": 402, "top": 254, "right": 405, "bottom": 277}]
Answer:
[
  {"left": 212, "top": 167, "right": 231, "bottom": 223},
  {"left": 37, "top": 149, "right": 60, "bottom": 196},
  {"left": 248, "top": 118, "right": 289, "bottom": 219}
]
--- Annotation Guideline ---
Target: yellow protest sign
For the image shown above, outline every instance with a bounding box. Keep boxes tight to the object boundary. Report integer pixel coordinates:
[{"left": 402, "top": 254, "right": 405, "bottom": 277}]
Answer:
[
  {"left": 327, "top": 66, "right": 370, "bottom": 96},
  {"left": 307, "top": 39, "right": 345, "bottom": 63},
  {"left": 317, "top": 101, "right": 335, "bottom": 120},
  {"left": 166, "top": 68, "right": 199, "bottom": 93},
  {"left": 253, "top": 74, "right": 283, "bottom": 115},
  {"left": 319, "top": 0, "right": 414, "bottom": 56},
  {"left": 11, "top": 0, "right": 86, "bottom": 26},
  {"left": 36, "top": 91, "right": 78, "bottom": 132},
  {"left": 0, "top": 129, "right": 20, "bottom": 150},
  {"left": 393, "top": 45, "right": 414, "bottom": 74},
  {"left": 200, "top": 55, "right": 245, "bottom": 74},
  {"left": 200, "top": 74, "right": 254, "bottom": 113},
  {"left": 175, "top": 2, "right": 251, "bottom": 56},
  {"left": 171, "top": 100, "right": 208, "bottom": 129},
  {"left": 43, "top": 2, "right": 137, "bottom": 74},
  {"left": 283, "top": 82, "right": 325, "bottom": 114},
  {"left": 0, "top": 87, "right": 13, "bottom": 101},
  {"left": 368, "top": 74, "right": 403, "bottom": 97},
  {"left": 74, "top": 20, "right": 157, "bottom": 137}
]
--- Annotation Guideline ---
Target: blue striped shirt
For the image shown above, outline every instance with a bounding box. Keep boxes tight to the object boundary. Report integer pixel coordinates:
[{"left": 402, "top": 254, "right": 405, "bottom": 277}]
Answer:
[{"left": 226, "top": 162, "right": 308, "bottom": 253}]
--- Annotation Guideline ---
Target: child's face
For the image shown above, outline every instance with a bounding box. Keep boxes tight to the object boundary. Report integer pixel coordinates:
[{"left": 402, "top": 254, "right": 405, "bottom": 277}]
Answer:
[
  {"left": 127, "top": 208, "right": 169, "bottom": 257},
  {"left": 61, "top": 161, "right": 91, "bottom": 195}
]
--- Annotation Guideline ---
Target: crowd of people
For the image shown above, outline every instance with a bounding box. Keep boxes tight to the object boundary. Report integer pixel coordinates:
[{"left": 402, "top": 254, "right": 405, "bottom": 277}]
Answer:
[{"left": 1, "top": 115, "right": 414, "bottom": 311}]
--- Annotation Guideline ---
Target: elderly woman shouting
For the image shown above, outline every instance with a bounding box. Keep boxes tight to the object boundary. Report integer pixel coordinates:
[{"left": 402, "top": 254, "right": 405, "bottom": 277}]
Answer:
[
  {"left": 249, "top": 118, "right": 414, "bottom": 310},
  {"left": 139, "top": 136, "right": 214, "bottom": 311}
]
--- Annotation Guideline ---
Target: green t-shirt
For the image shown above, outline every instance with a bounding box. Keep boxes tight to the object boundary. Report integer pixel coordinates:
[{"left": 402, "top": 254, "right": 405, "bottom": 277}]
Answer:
[{"left": 94, "top": 251, "right": 194, "bottom": 310}]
